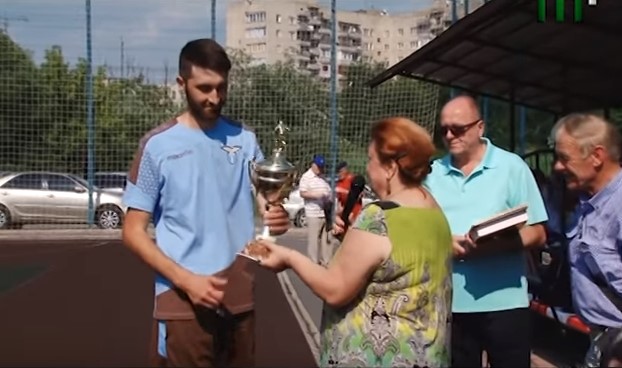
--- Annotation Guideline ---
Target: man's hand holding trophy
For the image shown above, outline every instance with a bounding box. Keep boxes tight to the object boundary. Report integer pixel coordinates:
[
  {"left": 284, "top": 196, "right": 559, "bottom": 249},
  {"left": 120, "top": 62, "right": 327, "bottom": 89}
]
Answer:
[{"left": 238, "top": 121, "right": 297, "bottom": 262}]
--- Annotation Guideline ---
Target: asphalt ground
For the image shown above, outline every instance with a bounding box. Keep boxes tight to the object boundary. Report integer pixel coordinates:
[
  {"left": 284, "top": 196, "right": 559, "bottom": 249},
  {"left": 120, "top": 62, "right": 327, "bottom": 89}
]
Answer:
[
  {"left": 0, "top": 229, "right": 315, "bottom": 367},
  {"left": 0, "top": 227, "right": 590, "bottom": 367}
]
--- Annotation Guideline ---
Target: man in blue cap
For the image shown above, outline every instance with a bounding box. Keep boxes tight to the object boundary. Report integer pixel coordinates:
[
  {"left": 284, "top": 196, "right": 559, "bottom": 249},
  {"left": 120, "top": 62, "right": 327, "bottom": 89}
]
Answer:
[{"left": 299, "top": 154, "right": 332, "bottom": 265}]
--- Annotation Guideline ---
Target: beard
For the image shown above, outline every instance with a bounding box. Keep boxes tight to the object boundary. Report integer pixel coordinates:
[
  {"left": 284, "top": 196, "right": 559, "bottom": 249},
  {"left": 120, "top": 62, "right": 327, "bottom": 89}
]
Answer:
[{"left": 185, "top": 86, "right": 224, "bottom": 123}]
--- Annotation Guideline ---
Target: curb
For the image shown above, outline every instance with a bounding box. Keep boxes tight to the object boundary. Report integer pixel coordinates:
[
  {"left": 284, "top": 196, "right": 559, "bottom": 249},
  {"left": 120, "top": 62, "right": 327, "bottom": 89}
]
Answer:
[{"left": 276, "top": 271, "right": 321, "bottom": 366}]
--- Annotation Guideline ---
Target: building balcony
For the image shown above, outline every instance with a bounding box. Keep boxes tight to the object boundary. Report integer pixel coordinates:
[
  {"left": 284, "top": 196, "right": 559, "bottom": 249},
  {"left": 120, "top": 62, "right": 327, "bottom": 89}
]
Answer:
[
  {"left": 309, "top": 17, "right": 321, "bottom": 26},
  {"left": 338, "top": 45, "right": 362, "bottom": 53},
  {"left": 296, "top": 52, "right": 310, "bottom": 61},
  {"left": 299, "top": 23, "right": 314, "bottom": 32}
]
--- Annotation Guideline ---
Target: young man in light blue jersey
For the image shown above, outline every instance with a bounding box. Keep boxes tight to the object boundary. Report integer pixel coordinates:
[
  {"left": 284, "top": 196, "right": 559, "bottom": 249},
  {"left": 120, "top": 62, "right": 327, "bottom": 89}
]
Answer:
[
  {"left": 122, "top": 39, "right": 290, "bottom": 367},
  {"left": 424, "top": 95, "right": 548, "bottom": 368}
]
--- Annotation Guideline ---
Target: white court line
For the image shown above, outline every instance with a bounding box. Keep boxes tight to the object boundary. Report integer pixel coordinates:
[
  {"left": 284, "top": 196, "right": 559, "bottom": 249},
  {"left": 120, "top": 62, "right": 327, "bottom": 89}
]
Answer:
[{"left": 276, "top": 271, "right": 321, "bottom": 366}]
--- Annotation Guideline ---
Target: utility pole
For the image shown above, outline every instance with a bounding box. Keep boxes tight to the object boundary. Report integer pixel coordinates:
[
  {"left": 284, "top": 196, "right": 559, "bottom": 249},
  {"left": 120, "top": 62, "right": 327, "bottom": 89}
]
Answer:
[
  {"left": 211, "top": 0, "right": 216, "bottom": 39},
  {"left": 120, "top": 37, "right": 125, "bottom": 78},
  {"left": 85, "top": 0, "right": 96, "bottom": 227},
  {"left": 0, "top": 15, "right": 28, "bottom": 33}
]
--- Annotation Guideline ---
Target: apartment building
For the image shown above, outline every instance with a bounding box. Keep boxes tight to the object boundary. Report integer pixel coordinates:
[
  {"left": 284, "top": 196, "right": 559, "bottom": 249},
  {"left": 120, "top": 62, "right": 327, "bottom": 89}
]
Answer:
[{"left": 226, "top": 0, "right": 484, "bottom": 79}]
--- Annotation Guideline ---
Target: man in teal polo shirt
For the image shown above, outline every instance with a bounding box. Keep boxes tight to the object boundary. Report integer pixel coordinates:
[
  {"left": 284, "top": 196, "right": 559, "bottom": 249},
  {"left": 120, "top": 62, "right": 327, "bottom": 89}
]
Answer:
[{"left": 425, "top": 95, "right": 548, "bottom": 368}]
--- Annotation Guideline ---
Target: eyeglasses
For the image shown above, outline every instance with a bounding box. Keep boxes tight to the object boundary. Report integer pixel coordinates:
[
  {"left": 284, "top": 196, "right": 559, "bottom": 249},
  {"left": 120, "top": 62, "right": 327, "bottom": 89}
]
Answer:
[{"left": 440, "top": 119, "right": 481, "bottom": 137}]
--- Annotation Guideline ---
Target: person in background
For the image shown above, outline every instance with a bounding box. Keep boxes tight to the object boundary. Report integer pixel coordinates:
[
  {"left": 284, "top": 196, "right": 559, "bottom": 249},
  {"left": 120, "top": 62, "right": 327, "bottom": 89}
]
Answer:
[
  {"left": 121, "top": 38, "right": 289, "bottom": 367},
  {"left": 424, "top": 95, "right": 548, "bottom": 368},
  {"left": 255, "top": 117, "right": 453, "bottom": 368},
  {"left": 335, "top": 161, "right": 363, "bottom": 221},
  {"left": 551, "top": 113, "right": 622, "bottom": 367},
  {"left": 299, "top": 154, "right": 332, "bottom": 265}
]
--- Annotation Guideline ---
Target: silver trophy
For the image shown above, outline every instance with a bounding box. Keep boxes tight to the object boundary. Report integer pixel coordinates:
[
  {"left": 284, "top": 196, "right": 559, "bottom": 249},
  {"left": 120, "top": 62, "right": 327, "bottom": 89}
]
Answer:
[{"left": 249, "top": 121, "right": 298, "bottom": 241}]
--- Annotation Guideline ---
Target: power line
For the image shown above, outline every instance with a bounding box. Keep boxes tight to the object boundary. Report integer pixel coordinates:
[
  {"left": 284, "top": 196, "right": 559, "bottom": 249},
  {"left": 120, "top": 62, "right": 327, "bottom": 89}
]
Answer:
[{"left": 0, "top": 14, "right": 29, "bottom": 33}]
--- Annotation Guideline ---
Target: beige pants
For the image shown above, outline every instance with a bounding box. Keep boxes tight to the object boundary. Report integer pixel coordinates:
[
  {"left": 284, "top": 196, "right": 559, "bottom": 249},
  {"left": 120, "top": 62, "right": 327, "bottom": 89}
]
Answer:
[{"left": 306, "top": 217, "right": 332, "bottom": 265}]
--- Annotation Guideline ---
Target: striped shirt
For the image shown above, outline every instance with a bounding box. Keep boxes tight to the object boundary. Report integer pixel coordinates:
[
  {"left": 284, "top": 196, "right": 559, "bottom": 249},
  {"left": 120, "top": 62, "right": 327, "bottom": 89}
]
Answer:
[
  {"left": 568, "top": 169, "right": 622, "bottom": 328},
  {"left": 299, "top": 168, "right": 330, "bottom": 218}
]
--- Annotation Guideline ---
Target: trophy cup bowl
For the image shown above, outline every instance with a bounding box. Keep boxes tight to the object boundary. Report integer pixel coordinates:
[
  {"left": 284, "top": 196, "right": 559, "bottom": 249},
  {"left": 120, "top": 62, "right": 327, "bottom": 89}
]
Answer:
[{"left": 249, "top": 121, "right": 298, "bottom": 242}]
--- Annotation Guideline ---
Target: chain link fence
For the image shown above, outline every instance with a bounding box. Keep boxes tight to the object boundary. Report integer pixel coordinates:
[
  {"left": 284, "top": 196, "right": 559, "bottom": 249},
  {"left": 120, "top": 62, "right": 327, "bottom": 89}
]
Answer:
[{"left": 0, "top": 0, "right": 443, "bottom": 229}]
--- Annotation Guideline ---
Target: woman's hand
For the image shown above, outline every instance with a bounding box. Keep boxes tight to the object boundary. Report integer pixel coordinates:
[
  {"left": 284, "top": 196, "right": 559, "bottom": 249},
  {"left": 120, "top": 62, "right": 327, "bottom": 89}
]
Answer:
[{"left": 255, "top": 239, "right": 293, "bottom": 273}]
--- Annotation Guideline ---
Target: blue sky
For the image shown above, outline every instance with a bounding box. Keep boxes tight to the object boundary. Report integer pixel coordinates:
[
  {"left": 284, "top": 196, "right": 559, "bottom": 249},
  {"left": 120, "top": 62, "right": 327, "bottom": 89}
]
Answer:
[{"left": 4, "top": 0, "right": 433, "bottom": 82}]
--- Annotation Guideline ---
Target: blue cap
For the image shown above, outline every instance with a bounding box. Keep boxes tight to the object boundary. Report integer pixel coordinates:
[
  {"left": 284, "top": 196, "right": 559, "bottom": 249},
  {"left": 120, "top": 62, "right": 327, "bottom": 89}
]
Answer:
[{"left": 313, "top": 154, "right": 325, "bottom": 167}]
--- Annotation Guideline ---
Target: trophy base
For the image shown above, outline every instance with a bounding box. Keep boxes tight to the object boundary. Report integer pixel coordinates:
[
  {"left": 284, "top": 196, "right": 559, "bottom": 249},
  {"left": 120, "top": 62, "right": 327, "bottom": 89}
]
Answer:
[{"left": 256, "top": 225, "right": 276, "bottom": 242}]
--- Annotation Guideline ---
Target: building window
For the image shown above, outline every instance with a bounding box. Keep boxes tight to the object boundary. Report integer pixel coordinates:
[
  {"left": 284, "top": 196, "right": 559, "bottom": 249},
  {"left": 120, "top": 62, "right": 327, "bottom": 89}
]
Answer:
[
  {"left": 245, "top": 27, "right": 266, "bottom": 39},
  {"left": 410, "top": 41, "right": 417, "bottom": 48},
  {"left": 245, "top": 12, "right": 266, "bottom": 23},
  {"left": 363, "top": 28, "right": 369, "bottom": 36},
  {"left": 276, "top": 29, "right": 282, "bottom": 38},
  {"left": 384, "top": 30, "right": 390, "bottom": 37},
  {"left": 410, "top": 27, "right": 417, "bottom": 35},
  {"left": 398, "top": 42, "right": 404, "bottom": 49},
  {"left": 384, "top": 44, "right": 389, "bottom": 50},
  {"left": 290, "top": 31, "right": 296, "bottom": 40},
  {"left": 289, "top": 16, "right": 296, "bottom": 24},
  {"left": 398, "top": 28, "right": 404, "bottom": 36},
  {"left": 276, "top": 14, "right": 282, "bottom": 23},
  {"left": 248, "top": 43, "right": 267, "bottom": 53}
]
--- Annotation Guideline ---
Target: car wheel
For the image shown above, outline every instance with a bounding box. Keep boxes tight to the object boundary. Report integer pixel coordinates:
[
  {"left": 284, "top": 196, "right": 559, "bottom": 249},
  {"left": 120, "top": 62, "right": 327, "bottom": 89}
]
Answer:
[
  {"left": 294, "top": 209, "right": 307, "bottom": 228},
  {"left": 96, "top": 205, "right": 123, "bottom": 229},
  {"left": 0, "top": 205, "right": 11, "bottom": 229}
]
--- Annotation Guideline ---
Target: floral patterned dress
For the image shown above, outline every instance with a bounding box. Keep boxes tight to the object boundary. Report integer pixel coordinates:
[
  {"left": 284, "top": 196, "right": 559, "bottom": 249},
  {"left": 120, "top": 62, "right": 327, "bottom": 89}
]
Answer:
[{"left": 320, "top": 201, "right": 453, "bottom": 367}]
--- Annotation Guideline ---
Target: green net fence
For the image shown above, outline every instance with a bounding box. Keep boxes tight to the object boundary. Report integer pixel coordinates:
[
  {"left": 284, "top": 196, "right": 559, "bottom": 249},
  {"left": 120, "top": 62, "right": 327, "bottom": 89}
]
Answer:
[{"left": 0, "top": 0, "right": 453, "bottom": 229}]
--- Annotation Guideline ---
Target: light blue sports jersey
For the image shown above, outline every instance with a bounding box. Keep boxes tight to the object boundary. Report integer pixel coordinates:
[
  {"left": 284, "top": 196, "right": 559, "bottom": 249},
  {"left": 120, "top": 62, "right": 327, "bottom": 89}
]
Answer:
[
  {"left": 123, "top": 117, "right": 263, "bottom": 297},
  {"left": 424, "top": 138, "right": 548, "bottom": 313}
]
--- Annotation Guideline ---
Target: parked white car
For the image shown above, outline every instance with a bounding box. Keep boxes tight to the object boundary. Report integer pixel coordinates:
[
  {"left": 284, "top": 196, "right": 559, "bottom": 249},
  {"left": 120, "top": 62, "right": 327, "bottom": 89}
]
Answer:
[
  {"left": 283, "top": 185, "right": 376, "bottom": 228},
  {"left": 0, "top": 171, "right": 126, "bottom": 229}
]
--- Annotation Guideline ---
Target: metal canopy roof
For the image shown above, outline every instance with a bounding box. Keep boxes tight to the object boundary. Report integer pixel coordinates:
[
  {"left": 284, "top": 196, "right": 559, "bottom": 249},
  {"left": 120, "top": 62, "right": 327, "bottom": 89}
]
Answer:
[{"left": 368, "top": 0, "right": 622, "bottom": 114}]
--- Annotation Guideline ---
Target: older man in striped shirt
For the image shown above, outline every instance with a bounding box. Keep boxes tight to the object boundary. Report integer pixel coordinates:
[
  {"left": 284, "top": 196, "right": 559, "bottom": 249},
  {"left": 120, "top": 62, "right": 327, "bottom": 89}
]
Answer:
[{"left": 552, "top": 113, "right": 622, "bottom": 367}]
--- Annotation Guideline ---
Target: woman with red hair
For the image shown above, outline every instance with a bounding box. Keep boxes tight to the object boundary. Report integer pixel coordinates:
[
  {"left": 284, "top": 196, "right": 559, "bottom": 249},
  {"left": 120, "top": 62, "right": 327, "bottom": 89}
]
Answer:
[{"left": 254, "top": 117, "right": 453, "bottom": 367}]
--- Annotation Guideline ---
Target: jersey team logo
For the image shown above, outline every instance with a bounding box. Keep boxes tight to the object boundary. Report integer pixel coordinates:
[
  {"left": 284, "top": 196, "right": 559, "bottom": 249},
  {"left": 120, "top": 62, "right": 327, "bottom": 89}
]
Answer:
[{"left": 221, "top": 144, "right": 242, "bottom": 164}]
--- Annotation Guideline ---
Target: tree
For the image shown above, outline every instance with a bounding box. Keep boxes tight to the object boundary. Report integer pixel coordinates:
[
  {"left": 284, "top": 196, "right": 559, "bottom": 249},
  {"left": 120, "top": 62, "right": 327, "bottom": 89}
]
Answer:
[
  {"left": 225, "top": 53, "right": 330, "bottom": 169},
  {"left": 0, "top": 32, "right": 40, "bottom": 170}
]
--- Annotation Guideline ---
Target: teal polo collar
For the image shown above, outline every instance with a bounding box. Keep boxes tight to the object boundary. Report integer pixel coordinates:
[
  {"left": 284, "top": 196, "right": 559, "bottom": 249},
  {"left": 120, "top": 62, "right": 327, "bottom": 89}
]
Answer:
[{"left": 439, "top": 138, "right": 498, "bottom": 175}]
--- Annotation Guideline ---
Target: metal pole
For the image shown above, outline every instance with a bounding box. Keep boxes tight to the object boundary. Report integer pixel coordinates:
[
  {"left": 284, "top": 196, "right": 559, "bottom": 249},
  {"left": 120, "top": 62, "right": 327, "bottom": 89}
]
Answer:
[
  {"left": 482, "top": 96, "right": 489, "bottom": 135},
  {"left": 509, "top": 95, "right": 516, "bottom": 153},
  {"left": 329, "top": 0, "right": 338, "bottom": 220},
  {"left": 450, "top": 0, "right": 458, "bottom": 98},
  {"left": 85, "top": 0, "right": 95, "bottom": 226},
  {"left": 518, "top": 106, "right": 527, "bottom": 155},
  {"left": 211, "top": 0, "right": 216, "bottom": 39}
]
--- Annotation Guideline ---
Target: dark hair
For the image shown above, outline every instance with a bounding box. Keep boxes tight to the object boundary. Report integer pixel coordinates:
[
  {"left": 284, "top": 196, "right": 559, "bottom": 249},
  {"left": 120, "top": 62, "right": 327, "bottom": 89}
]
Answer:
[
  {"left": 178, "top": 39, "right": 231, "bottom": 79},
  {"left": 370, "top": 117, "right": 436, "bottom": 186}
]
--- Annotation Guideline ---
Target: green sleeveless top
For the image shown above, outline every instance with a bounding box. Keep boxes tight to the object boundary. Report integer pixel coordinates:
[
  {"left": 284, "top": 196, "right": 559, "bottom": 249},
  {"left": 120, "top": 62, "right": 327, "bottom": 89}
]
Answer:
[{"left": 320, "top": 201, "right": 453, "bottom": 368}]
